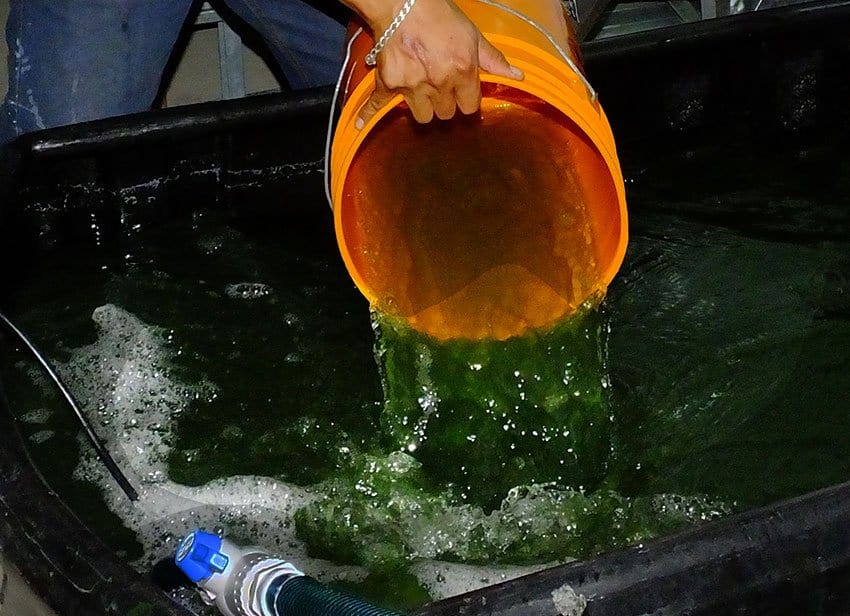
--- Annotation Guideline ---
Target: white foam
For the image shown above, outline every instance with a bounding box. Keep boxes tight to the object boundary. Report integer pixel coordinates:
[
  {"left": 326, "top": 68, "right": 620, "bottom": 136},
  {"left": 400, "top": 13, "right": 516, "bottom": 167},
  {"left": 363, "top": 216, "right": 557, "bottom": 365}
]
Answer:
[
  {"left": 64, "top": 304, "right": 363, "bottom": 582},
  {"left": 551, "top": 584, "right": 587, "bottom": 616},
  {"left": 62, "top": 304, "right": 210, "bottom": 484},
  {"left": 60, "top": 304, "right": 573, "bottom": 597},
  {"left": 412, "top": 560, "right": 561, "bottom": 601},
  {"left": 60, "top": 303, "right": 725, "bottom": 604},
  {"left": 19, "top": 407, "right": 51, "bottom": 424},
  {"left": 28, "top": 429, "right": 54, "bottom": 444},
  {"left": 15, "top": 361, "right": 50, "bottom": 398},
  {"left": 224, "top": 283, "right": 274, "bottom": 300}
]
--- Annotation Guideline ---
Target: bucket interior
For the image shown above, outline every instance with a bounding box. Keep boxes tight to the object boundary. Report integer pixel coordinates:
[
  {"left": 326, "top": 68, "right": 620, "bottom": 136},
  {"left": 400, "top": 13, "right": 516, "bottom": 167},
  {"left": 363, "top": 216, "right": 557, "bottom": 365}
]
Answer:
[{"left": 340, "top": 84, "right": 621, "bottom": 340}]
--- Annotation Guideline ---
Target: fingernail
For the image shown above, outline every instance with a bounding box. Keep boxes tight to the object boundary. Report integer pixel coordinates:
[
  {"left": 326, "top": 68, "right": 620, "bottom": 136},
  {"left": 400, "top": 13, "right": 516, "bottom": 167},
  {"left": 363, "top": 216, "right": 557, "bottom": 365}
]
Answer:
[
  {"left": 356, "top": 117, "right": 365, "bottom": 130},
  {"left": 511, "top": 66, "right": 524, "bottom": 79}
]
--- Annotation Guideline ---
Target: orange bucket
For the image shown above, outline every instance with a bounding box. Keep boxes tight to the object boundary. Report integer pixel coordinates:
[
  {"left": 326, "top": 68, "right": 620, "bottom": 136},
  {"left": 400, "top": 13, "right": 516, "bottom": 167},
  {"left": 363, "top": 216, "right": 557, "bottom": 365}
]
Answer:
[{"left": 328, "top": 0, "right": 628, "bottom": 341}]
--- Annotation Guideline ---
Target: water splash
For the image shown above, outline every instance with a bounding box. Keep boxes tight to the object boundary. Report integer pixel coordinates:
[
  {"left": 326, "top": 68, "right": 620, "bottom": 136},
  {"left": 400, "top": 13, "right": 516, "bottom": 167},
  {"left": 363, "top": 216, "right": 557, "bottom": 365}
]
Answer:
[
  {"left": 373, "top": 305, "right": 613, "bottom": 510},
  {"left": 294, "top": 307, "right": 729, "bottom": 571},
  {"left": 54, "top": 302, "right": 726, "bottom": 592}
]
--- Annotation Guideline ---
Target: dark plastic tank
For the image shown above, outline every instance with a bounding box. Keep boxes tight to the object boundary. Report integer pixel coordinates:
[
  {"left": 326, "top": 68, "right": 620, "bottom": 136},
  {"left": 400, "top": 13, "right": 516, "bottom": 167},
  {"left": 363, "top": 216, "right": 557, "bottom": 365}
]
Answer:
[{"left": 1, "top": 2, "right": 849, "bottom": 614}]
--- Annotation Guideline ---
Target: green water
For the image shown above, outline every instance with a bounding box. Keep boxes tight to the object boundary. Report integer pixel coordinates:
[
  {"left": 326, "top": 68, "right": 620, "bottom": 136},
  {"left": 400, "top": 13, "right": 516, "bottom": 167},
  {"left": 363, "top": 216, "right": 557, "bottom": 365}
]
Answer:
[
  {"left": 295, "top": 309, "right": 725, "bottom": 570},
  {"left": 375, "top": 307, "right": 611, "bottom": 510},
  {"left": 2, "top": 144, "right": 850, "bottom": 608}
]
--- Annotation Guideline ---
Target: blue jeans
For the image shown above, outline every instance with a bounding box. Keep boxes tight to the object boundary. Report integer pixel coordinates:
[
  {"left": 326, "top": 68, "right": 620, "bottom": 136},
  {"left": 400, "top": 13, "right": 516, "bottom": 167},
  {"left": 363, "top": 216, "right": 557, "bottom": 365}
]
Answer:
[{"left": 0, "top": 0, "right": 345, "bottom": 144}]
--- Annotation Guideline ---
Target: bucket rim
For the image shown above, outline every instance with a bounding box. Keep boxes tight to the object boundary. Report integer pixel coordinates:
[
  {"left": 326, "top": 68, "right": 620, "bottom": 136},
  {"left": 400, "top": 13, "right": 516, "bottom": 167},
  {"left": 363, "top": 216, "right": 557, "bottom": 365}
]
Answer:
[{"left": 329, "top": 33, "right": 629, "bottom": 323}]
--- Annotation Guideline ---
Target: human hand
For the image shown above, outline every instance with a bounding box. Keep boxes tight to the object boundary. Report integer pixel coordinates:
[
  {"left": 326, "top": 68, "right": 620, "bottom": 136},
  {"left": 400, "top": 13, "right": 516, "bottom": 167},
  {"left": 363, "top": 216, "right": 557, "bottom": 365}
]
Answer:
[{"left": 349, "top": 0, "right": 524, "bottom": 127}]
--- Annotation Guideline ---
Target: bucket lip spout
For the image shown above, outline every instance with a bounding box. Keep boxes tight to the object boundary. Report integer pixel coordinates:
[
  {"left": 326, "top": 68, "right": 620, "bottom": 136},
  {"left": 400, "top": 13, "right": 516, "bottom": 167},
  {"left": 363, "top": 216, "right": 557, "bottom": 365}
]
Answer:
[{"left": 329, "top": 33, "right": 629, "bottom": 322}]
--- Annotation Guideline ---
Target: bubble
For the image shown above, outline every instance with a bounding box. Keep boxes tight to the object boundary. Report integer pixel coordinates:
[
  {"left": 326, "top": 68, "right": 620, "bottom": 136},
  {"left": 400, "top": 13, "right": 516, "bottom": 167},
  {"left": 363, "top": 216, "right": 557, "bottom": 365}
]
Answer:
[
  {"left": 19, "top": 408, "right": 51, "bottom": 424},
  {"left": 29, "top": 430, "right": 55, "bottom": 444},
  {"left": 224, "top": 282, "right": 274, "bottom": 300}
]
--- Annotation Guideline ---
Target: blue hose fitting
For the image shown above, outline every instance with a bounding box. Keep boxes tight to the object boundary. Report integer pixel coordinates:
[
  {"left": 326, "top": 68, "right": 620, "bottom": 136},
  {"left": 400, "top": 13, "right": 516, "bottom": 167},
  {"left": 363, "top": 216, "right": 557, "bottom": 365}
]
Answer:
[
  {"left": 175, "top": 530, "right": 229, "bottom": 583},
  {"left": 175, "top": 529, "right": 405, "bottom": 616}
]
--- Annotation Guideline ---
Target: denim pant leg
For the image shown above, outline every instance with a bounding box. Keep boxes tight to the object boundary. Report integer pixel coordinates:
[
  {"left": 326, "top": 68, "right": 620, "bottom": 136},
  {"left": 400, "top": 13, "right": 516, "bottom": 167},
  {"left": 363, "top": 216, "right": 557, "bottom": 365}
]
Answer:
[
  {"left": 0, "top": 0, "right": 194, "bottom": 144},
  {"left": 222, "top": 0, "right": 347, "bottom": 89}
]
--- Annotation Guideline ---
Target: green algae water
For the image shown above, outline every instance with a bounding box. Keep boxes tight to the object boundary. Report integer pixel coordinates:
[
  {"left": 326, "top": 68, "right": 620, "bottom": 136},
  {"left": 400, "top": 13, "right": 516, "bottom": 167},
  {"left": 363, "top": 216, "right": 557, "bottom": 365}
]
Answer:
[
  {"left": 374, "top": 307, "right": 612, "bottom": 509},
  {"left": 295, "top": 308, "right": 726, "bottom": 574},
  {"left": 2, "top": 144, "right": 850, "bottom": 610}
]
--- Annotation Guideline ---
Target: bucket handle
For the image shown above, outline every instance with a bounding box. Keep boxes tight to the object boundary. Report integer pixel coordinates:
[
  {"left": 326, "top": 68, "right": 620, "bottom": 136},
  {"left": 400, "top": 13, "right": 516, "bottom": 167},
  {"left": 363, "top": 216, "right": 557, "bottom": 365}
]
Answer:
[
  {"left": 324, "top": 27, "right": 364, "bottom": 209},
  {"left": 475, "top": 0, "right": 597, "bottom": 102},
  {"left": 324, "top": 2, "right": 598, "bottom": 209}
]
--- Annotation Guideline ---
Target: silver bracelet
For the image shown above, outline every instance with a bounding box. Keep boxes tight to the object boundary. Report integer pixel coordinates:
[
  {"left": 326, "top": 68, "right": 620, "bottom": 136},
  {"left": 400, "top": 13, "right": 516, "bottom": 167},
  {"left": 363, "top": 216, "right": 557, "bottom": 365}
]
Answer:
[{"left": 365, "top": 0, "right": 417, "bottom": 66}]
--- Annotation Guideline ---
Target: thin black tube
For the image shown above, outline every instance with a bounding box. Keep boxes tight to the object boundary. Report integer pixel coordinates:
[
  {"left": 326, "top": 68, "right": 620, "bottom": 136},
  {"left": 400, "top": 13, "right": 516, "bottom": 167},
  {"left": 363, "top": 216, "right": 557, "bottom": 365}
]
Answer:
[{"left": 0, "top": 310, "right": 139, "bottom": 501}]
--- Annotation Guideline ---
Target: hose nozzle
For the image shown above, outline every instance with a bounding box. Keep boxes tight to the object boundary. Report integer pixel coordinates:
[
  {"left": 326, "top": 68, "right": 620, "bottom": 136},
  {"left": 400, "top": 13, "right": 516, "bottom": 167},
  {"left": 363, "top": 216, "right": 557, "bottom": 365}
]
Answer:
[
  {"left": 175, "top": 530, "right": 302, "bottom": 616},
  {"left": 175, "top": 530, "right": 406, "bottom": 616}
]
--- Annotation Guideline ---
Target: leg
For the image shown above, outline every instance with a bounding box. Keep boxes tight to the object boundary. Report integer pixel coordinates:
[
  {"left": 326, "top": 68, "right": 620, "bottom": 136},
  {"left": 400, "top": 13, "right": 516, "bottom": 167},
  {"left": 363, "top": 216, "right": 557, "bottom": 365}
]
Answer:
[
  {"left": 222, "top": 0, "right": 346, "bottom": 90},
  {"left": 0, "top": 0, "right": 195, "bottom": 144}
]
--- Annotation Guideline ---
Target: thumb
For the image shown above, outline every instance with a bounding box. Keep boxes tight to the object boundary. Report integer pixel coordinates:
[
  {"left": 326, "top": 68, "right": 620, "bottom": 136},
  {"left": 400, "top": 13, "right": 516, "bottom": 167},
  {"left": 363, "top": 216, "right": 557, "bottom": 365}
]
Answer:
[
  {"left": 356, "top": 80, "right": 396, "bottom": 130},
  {"left": 478, "top": 36, "right": 523, "bottom": 80}
]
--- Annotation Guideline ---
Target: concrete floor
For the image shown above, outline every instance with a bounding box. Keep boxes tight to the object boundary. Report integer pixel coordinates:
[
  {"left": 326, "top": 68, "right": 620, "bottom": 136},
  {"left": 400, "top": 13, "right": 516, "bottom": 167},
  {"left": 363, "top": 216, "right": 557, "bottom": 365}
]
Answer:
[{"left": 0, "top": 0, "right": 281, "bottom": 114}]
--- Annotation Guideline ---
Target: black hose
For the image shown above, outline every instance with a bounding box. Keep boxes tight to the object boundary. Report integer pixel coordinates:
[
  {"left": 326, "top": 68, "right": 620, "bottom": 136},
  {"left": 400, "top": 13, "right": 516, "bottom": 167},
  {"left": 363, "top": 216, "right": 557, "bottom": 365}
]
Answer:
[
  {"left": 0, "top": 310, "right": 139, "bottom": 501},
  {"left": 268, "top": 576, "right": 406, "bottom": 616}
]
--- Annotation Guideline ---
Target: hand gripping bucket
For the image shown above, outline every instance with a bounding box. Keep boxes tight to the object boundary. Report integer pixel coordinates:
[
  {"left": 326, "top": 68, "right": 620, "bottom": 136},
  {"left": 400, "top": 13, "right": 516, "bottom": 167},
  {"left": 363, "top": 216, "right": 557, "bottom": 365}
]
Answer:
[{"left": 326, "top": 0, "right": 628, "bottom": 341}]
